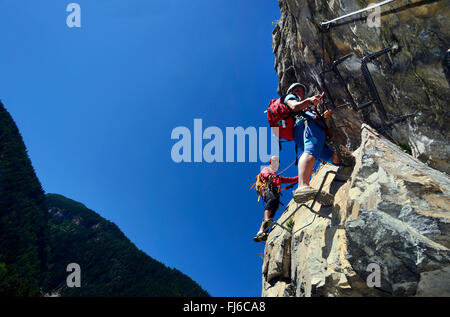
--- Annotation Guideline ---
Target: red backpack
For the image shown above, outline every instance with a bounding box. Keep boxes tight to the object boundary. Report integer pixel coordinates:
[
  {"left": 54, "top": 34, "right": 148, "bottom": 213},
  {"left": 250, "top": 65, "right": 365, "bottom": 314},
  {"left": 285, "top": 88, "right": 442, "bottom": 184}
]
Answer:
[{"left": 267, "top": 98, "right": 295, "bottom": 141}]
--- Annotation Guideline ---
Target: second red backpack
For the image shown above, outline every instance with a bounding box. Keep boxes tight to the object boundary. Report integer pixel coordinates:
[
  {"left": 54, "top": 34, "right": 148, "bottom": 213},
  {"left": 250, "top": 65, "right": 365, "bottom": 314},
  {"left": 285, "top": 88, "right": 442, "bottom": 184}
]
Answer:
[{"left": 267, "top": 98, "right": 295, "bottom": 141}]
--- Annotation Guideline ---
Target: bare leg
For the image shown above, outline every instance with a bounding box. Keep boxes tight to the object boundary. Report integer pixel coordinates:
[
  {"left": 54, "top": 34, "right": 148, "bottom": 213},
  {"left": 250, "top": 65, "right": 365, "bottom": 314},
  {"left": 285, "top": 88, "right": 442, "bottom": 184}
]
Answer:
[
  {"left": 258, "top": 209, "right": 273, "bottom": 233},
  {"left": 298, "top": 152, "right": 316, "bottom": 187},
  {"left": 294, "top": 151, "right": 336, "bottom": 207}
]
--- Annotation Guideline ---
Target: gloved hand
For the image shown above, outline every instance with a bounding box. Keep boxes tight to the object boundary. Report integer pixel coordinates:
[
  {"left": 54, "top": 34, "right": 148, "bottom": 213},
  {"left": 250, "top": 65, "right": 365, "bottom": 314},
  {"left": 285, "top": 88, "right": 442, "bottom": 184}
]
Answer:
[
  {"left": 308, "top": 92, "right": 324, "bottom": 107},
  {"left": 323, "top": 109, "right": 334, "bottom": 118}
]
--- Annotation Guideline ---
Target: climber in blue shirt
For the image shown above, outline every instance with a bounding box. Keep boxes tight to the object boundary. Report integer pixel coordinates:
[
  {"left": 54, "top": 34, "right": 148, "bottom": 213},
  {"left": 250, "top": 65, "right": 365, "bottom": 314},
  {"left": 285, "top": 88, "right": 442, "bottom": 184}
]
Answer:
[{"left": 284, "top": 83, "right": 345, "bottom": 205}]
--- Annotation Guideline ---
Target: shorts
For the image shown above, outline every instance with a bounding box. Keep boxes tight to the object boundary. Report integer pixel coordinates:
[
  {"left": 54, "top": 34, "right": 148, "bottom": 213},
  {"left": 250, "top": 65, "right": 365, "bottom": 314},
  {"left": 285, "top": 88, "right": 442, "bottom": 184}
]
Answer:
[
  {"left": 262, "top": 188, "right": 280, "bottom": 217},
  {"left": 293, "top": 119, "right": 334, "bottom": 164}
]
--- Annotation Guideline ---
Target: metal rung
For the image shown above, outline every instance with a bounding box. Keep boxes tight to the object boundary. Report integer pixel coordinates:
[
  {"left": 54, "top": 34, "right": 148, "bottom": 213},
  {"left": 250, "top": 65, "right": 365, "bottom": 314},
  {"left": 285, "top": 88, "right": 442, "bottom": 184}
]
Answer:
[
  {"left": 357, "top": 100, "right": 374, "bottom": 110},
  {"left": 335, "top": 102, "right": 351, "bottom": 110},
  {"left": 332, "top": 53, "right": 353, "bottom": 67},
  {"left": 375, "top": 112, "right": 418, "bottom": 131}
]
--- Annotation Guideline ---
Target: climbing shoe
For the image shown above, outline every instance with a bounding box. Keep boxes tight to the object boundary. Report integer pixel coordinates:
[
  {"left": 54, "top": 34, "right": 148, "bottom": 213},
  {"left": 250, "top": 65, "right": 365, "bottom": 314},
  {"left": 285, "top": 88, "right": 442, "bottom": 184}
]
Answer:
[
  {"left": 262, "top": 218, "right": 274, "bottom": 232},
  {"left": 253, "top": 232, "right": 269, "bottom": 242},
  {"left": 293, "top": 186, "right": 334, "bottom": 206}
]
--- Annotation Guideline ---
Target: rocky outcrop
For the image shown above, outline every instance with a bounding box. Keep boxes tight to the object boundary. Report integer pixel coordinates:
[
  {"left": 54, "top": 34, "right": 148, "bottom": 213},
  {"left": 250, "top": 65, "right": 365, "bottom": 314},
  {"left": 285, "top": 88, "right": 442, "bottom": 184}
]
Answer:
[
  {"left": 263, "top": 0, "right": 450, "bottom": 297},
  {"left": 272, "top": 0, "right": 450, "bottom": 173},
  {"left": 262, "top": 125, "right": 450, "bottom": 296}
]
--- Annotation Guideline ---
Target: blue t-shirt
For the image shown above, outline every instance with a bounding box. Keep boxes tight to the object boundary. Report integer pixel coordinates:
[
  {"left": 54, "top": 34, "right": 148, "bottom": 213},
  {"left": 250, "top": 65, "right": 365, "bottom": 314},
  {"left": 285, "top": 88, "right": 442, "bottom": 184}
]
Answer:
[{"left": 284, "top": 94, "right": 316, "bottom": 124}]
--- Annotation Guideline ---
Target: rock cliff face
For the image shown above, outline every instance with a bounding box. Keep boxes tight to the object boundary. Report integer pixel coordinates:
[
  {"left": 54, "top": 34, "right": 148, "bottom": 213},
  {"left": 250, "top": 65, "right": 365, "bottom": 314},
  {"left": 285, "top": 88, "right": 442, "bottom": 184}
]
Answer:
[
  {"left": 262, "top": 0, "right": 450, "bottom": 297},
  {"left": 272, "top": 0, "right": 449, "bottom": 173},
  {"left": 262, "top": 125, "right": 450, "bottom": 296}
]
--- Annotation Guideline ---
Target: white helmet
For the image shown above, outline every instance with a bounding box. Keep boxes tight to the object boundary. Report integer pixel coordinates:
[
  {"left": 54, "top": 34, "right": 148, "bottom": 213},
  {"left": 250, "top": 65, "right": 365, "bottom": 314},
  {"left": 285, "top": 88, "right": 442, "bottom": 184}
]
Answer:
[{"left": 287, "top": 83, "right": 308, "bottom": 96}]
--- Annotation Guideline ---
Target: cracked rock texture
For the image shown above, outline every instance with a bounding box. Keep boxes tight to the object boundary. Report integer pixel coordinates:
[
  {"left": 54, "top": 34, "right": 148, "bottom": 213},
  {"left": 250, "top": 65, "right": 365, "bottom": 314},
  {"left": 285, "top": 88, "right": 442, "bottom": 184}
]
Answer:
[
  {"left": 272, "top": 0, "right": 450, "bottom": 173},
  {"left": 262, "top": 125, "right": 450, "bottom": 296}
]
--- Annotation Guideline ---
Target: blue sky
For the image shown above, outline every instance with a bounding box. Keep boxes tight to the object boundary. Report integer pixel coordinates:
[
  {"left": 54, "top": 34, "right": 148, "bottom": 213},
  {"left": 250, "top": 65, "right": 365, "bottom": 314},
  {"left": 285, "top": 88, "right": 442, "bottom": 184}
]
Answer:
[{"left": 0, "top": 0, "right": 301, "bottom": 296}]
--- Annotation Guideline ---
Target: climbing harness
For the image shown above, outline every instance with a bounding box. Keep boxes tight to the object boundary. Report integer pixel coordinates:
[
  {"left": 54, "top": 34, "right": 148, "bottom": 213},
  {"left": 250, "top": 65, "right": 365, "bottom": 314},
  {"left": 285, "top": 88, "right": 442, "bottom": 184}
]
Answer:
[
  {"left": 250, "top": 173, "right": 270, "bottom": 202},
  {"left": 251, "top": 171, "right": 298, "bottom": 204}
]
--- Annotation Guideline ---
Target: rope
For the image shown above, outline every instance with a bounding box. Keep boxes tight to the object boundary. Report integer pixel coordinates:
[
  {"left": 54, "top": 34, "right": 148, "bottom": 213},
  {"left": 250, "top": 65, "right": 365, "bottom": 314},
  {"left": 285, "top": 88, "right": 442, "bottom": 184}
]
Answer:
[{"left": 277, "top": 153, "right": 302, "bottom": 176}]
